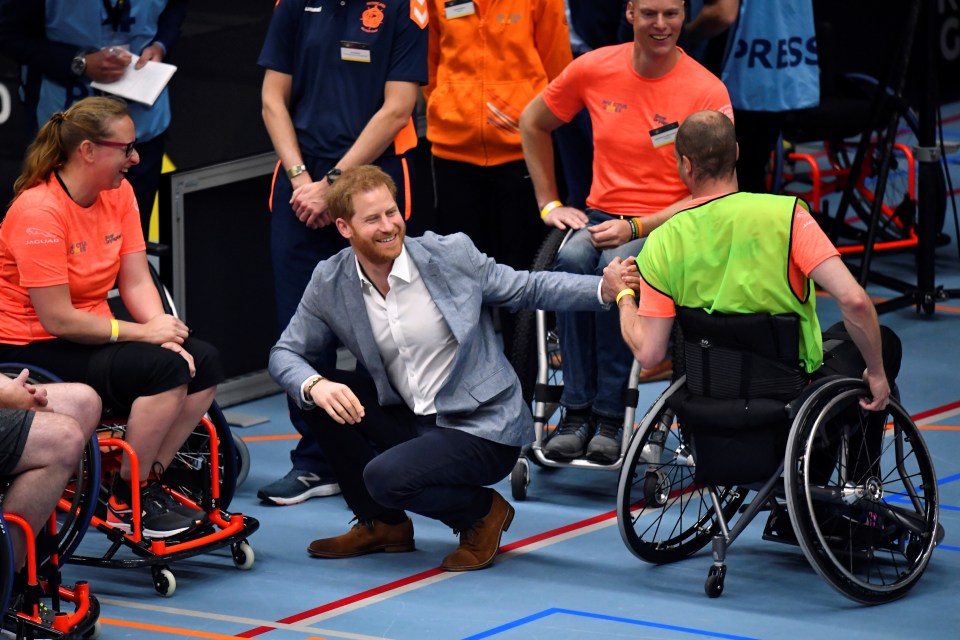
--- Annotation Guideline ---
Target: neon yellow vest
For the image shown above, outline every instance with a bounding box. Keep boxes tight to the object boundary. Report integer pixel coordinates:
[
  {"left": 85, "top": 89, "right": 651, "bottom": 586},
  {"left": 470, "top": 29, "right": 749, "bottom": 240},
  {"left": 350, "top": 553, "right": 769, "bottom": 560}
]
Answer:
[{"left": 638, "top": 192, "right": 823, "bottom": 373}]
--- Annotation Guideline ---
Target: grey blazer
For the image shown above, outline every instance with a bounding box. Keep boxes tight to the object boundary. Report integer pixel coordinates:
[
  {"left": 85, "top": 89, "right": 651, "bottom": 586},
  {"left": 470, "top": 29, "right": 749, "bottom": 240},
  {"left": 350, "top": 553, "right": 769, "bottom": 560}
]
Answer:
[{"left": 268, "top": 232, "right": 604, "bottom": 447}]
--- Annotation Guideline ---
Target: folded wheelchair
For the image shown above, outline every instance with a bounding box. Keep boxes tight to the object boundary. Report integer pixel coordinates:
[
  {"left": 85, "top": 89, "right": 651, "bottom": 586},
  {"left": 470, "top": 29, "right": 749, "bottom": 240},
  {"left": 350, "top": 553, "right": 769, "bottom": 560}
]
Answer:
[
  {"left": 1, "top": 492, "right": 101, "bottom": 638},
  {"left": 615, "top": 308, "right": 938, "bottom": 604},
  {"left": 0, "top": 364, "right": 259, "bottom": 598}
]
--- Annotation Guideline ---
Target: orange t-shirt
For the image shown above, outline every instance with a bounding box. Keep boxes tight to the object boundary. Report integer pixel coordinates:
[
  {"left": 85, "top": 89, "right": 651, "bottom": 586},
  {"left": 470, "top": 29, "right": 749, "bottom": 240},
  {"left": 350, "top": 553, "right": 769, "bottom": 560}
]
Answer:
[
  {"left": 637, "top": 197, "right": 839, "bottom": 317},
  {"left": 0, "top": 175, "right": 146, "bottom": 344},
  {"left": 542, "top": 44, "right": 733, "bottom": 216}
]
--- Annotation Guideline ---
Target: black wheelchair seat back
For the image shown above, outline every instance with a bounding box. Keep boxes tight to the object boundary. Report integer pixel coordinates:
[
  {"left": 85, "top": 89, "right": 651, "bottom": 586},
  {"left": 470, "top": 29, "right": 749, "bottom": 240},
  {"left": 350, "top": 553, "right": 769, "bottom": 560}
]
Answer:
[{"left": 666, "top": 308, "right": 810, "bottom": 485}]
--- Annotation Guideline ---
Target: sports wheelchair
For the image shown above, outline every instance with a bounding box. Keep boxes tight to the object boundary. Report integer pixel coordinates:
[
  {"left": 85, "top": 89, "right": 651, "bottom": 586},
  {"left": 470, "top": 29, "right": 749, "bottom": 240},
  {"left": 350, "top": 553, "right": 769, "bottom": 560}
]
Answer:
[
  {"left": 615, "top": 308, "right": 939, "bottom": 604},
  {"left": 1, "top": 493, "right": 101, "bottom": 638},
  {"left": 0, "top": 364, "right": 259, "bottom": 598},
  {"left": 508, "top": 229, "right": 678, "bottom": 500},
  {"left": 508, "top": 229, "right": 643, "bottom": 500}
]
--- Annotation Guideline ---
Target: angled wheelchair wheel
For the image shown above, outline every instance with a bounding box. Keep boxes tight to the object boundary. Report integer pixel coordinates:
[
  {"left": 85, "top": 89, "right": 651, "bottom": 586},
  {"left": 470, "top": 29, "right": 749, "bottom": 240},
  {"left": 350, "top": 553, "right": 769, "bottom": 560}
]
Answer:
[
  {"left": 0, "top": 364, "right": 101, "bottom": 564},
  {"left": 617, "top": 377, "right": 747, "bottom": 564},
  {"left": 784, "top": 379, "right": 938, "bottom": 604},
  {"left": 510, "top": 228, "right": 567, "bottom": 405},
  {"left": 162, "top": 401, "right": 239, "bottom": 511}
]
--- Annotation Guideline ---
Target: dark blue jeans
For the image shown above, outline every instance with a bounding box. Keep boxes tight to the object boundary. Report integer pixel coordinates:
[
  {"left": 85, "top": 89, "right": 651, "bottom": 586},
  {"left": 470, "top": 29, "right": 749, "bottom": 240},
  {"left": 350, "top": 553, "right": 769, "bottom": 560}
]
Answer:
[{"left": 299, "top": 370, "right": 520, "bottom": 531}]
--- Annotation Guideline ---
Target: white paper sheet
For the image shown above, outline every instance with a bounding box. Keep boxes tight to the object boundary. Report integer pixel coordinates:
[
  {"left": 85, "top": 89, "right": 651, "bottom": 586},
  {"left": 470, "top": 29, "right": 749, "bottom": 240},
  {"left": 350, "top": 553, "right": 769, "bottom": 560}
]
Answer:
[{"left": 90, "top": 53, "right": 177, "bottom": 107}]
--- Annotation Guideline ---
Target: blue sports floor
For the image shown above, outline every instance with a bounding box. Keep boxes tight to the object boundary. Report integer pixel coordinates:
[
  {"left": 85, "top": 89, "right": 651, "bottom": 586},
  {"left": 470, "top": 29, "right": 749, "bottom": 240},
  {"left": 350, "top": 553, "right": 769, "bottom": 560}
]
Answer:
[{"left": 51, "top": 104, "right": 960, "bottom": 639}]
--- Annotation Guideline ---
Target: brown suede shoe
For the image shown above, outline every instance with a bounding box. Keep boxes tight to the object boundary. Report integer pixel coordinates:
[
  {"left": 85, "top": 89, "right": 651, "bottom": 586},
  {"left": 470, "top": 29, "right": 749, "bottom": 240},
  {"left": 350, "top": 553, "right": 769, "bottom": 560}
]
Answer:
[
  {"left": 441, "top": 491, "right": 515, "bottom": 572},
  {"left": 307, "top": 518, "right": 415, "bottom": 558}
]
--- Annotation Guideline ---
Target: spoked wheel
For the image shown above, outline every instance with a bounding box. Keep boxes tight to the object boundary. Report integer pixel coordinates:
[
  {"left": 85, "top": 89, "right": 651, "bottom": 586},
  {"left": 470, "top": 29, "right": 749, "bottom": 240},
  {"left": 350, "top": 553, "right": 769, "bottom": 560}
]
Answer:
[
  {"left": 617, "top": 378, "right": 747, "bottom": 564},
  {"left": 162, "top": 402, "right": 238, "bottom": 511},
  {"left": 510, "top": 228, "right": 567, "bottom": 406},
  {"left": 785, "top": 379, "right": 939, "bottom": 604},
  {"left": 826, "top": 74, "right": 947, "bottom": 242}
]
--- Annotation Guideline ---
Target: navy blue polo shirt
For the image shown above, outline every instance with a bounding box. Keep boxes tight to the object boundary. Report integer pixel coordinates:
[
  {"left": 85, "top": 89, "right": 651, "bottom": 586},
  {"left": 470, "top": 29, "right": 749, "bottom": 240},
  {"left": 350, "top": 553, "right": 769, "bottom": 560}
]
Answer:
[{"left": 259, "top": 0, "right": 428, "bottom": 161}]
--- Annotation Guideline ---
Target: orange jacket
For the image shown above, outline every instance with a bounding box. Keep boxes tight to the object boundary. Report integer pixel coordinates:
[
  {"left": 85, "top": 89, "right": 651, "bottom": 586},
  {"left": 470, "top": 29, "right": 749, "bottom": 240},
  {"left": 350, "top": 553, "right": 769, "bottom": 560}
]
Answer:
[{"left": 424, "top": 0, "right": 572, "bottom": 166}]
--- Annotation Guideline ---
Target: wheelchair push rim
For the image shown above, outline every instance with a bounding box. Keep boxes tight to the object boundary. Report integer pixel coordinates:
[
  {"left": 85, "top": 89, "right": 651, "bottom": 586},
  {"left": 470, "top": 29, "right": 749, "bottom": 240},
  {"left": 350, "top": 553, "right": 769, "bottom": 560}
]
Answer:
[{"left": 785, "top": 381, "right": 939, "bottom": 605}]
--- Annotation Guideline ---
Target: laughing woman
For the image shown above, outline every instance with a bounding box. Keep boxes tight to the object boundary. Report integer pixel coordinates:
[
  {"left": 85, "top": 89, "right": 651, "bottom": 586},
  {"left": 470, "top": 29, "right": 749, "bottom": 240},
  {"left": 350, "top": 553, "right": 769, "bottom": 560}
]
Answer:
[{"left": 0, "top": 97, "right": 224, "bottom": 539}]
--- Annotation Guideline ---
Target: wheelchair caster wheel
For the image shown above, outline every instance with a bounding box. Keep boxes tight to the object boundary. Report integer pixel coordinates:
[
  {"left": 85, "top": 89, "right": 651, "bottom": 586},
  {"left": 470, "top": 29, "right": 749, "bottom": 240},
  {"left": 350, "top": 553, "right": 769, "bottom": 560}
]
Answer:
[
  {"left": 232, "top": 540, "right": 255, "bottom": 570},
  {"left": 83, "top": 620, "right": 102, "bottom": 639},
  {"left": 643, "top": 470, "right": 668, "bottom": 507},
  {"left": 152, "top": 565, "right": 177, "bottom": 597},
  {"left": 511, "top": 458, "right": 530, "bottom": 501},
  {"left": 705, "top": 565, "right": 725, "bottom": 598}
]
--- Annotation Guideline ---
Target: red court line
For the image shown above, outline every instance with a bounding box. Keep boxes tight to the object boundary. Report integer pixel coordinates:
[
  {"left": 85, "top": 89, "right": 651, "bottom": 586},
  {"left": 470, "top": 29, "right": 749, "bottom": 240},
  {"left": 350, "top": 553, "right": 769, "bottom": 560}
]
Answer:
[
  {"left": 236, "top": 399, "right": 960, "bottom": 637},
  {"left": 236, "top": 510, "right": 619, "bottom": 638},
  {"left": 912, "top": 399, "right": 960, "bottom": 422},
  {"left": 237, "top": 568, "right": 445, "bottom": 637}
]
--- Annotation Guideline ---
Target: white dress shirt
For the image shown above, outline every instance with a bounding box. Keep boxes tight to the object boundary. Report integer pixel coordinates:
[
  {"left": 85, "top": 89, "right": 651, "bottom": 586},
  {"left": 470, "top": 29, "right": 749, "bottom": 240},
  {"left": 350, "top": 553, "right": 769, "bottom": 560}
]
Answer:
[{"left": 352, "top": 247, "right": 458, "bottom": 415}]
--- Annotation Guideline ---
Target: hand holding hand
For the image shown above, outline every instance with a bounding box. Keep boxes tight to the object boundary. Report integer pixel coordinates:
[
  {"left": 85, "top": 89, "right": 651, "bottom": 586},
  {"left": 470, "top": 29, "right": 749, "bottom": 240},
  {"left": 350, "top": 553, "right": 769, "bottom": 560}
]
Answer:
[
  {"left": 290, "top": 181, "right": 333, "bottom": 229},
  {"left": 602, "top": 257, "right": 628, "bottom": 303},
  {"left": 85, "top": 48, "right": 132, "bottom": 83},
  {"left": 310, "top": 379, "right": 365, "bottom": 425},
  {"left": 543, "top": 205, "right": 588, "bottom": 231},
  {"left": 619, "top": 256, "right": 643, "bottom": 290}
]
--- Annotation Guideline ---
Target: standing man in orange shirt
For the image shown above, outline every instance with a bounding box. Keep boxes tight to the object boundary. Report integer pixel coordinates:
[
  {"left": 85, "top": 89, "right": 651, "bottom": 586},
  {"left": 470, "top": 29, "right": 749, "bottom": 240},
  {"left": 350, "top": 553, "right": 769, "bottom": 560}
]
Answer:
[
  {"left": 519, "top": 0, "right": 732, "bottom": 464},
  {"left": 424, "top": 0, "right": 572, "bottom": 352}
]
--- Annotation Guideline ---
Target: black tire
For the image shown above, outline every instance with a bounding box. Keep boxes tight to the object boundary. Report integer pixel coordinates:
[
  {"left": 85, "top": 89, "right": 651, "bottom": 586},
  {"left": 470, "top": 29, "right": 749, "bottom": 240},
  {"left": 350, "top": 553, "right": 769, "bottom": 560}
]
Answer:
[
  {"left": 509, "top": 228, "right": 567, "bottom": 405},
  {"left": 784, "top": 379, "right": 938, "bottom": 604},
  {"left": 511, "top": 458, "right": 529, "bottom": 501},
  {"left": 617, "top": 378, "right": 747, "bottom": 564}
]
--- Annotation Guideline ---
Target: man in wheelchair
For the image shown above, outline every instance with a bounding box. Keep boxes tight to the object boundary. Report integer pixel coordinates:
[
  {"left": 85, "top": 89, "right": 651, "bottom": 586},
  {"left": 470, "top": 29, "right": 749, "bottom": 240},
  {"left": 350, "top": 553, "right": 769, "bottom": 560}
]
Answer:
[
  {"left": 0, "top": 371, "right": 100, "bottom": 574},
  {"left": 605, "top": 111, "right": 941, "bottom": 601},
  {"left": 604, "top": 109, "right": 892, "bottom": 415}
]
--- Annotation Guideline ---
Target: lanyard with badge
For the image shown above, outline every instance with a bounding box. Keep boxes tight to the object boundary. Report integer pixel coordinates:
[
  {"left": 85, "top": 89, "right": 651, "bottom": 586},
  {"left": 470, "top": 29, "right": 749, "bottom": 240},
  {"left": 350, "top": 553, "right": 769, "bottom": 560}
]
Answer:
[{"left": 102, "top": 0, "right": 128, "bottom": 33}]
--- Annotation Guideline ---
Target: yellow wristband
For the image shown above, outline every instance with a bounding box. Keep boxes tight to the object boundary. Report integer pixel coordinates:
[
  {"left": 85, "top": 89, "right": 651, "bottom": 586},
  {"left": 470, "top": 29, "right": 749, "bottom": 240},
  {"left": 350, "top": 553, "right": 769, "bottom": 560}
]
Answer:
[
  {"left": 109, "top": 318, "right": 119, "bottom": 344},
  {"left": 636, "top": 218, "right": 644, "bottom": 238},
  {"left": 616, "top": 288, "right": 636, "bottom": 305},
  {"left": 540, "top": 200, "right": 562, "bottom": 220}
]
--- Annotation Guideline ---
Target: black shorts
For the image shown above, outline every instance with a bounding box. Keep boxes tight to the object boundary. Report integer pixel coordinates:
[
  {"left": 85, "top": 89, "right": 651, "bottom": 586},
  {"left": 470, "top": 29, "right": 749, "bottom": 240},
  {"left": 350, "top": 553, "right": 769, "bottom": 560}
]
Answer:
[
  {"left": 0, "top": 409, "right": 34, "bottom": 476},
  {"left": 0, "top": 337, "right": 224, "bottom": 415}
]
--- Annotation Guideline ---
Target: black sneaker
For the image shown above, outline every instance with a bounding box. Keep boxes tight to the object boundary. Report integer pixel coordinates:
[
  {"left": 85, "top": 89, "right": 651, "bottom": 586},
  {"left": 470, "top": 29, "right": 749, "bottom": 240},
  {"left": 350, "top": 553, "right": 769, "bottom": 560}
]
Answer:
[
  {"left": 585, "top": 415, "right": 623, "bottom": 464},
  {"left": 543, "top": 410, "right": 594, "bottom": 461},
  {"left": 143, "top": 481, "right": 208, "bottom": 523},
  {"left": 107, "top": 492, "right": 201, "bottom": 538}
]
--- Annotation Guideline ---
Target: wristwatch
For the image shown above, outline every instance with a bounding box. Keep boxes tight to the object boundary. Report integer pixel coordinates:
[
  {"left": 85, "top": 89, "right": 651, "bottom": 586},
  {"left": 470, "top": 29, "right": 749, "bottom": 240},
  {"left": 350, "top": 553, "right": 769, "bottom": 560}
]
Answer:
[
  {"left": 303, "top": 374, "right": 325, "bottom": 403},
  {"left": 325, "top": 167, "right": 343, "bottom": 185},
  {"left": 70, "top": 53, "right": 87, "bottom": 77},
  {"left": 286, "top": 164, "right": 307, "bottom": 180}
]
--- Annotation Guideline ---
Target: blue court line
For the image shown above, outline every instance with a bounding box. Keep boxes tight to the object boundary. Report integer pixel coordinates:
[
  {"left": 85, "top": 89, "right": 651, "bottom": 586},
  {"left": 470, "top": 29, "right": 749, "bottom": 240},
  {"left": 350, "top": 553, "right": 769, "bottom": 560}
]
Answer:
[{"left": 462, "top": 608, "right": 759, "bottom": 640}]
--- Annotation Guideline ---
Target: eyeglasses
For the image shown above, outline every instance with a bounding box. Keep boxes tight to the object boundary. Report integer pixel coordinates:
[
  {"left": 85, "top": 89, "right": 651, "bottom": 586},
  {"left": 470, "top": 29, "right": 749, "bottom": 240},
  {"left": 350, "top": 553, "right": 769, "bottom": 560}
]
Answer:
[{"left": 94, "top": 138, "right": 137, "bottom": 157}]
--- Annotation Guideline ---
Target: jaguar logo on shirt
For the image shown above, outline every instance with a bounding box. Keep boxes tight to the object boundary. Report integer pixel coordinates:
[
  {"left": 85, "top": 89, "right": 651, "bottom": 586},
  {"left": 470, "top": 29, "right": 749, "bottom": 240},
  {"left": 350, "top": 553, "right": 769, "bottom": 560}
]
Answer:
[
  {"left": 23, "top": 227, "right": 60, "bottom": 245},
  {"left": 104, "top": 233, "right": 122, "bottom": 244},
  {"left": 69, "top": 241, "right": 87, "bottom": 255},
  {"left": 602, "top": 100, "right": 628, "bottom": 113},
  {"left": 361, "top": 2, "right": 386, "bottom": 32}
]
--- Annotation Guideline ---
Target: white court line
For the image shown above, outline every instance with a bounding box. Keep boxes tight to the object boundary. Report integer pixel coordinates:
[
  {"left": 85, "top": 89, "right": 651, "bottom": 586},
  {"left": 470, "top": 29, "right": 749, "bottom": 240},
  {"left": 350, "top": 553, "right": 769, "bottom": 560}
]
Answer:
[{"left": 97, "top": 596, "right": 388, "bottom": 640}]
